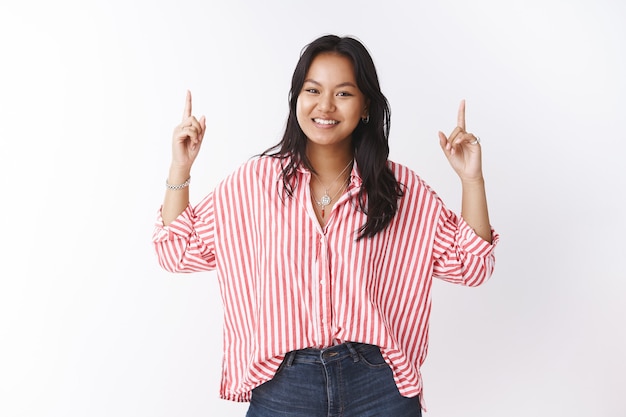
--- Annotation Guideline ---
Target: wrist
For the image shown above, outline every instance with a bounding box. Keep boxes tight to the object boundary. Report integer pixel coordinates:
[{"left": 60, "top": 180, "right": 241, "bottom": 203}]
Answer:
[
  {"left": 460, "top": 176, "right": 485, "bottom": 187},
  {"left": 168, "top": 165, "right": 192, "bottom": 184},
  {"left": 166, "top": 176, "right": 190, "bottom": 190}
]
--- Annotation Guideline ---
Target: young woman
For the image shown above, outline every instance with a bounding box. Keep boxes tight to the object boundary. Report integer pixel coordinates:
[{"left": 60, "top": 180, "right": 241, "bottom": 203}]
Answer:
[{"left": 153, "top": 34, "right": 498, "bottom": 416}]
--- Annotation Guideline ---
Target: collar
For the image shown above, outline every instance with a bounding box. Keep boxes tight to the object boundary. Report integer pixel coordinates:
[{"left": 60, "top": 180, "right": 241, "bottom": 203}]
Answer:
[{"left": 293, "top": 158, "right": 363, "bottom": 188}]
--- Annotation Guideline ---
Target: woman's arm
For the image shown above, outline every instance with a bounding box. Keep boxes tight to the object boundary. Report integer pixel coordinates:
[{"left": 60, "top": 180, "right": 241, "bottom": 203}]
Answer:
[
  {"left": 162, "top": 90, "right": 207, "bottom": 226},
  {"left": 438, "top": 100, "right": 492, "bottom": 243}
]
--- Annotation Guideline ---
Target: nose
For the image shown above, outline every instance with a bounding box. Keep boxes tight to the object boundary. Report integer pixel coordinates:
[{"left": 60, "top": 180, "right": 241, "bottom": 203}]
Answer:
[{"left": 317, "top": 92, "right": 335, "bottom": 113}]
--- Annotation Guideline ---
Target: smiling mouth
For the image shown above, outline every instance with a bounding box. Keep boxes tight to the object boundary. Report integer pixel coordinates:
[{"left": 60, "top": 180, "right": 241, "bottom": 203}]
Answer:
[{"left": 313, "top": 118, "right": 339, "bottom": 125}]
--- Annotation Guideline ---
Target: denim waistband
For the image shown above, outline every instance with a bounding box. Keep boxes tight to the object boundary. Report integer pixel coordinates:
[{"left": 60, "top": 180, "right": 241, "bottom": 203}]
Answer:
[{"left": 283, "top": 342, "right": 380, "bottom": 366}]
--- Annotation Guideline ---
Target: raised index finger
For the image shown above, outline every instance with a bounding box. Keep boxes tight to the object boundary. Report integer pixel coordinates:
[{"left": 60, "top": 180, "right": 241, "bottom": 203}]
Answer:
[
  {"left": 182, "top": 90, "right": 192, "bottom": 122},
  {"left": 457, "top": 99, "right": 466, "bottom": 130}
]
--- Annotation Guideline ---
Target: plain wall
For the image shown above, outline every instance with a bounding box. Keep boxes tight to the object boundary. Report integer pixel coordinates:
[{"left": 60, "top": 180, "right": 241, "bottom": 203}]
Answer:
[{"left": 1, "top": 0, "right": 624, "bottom": 416}]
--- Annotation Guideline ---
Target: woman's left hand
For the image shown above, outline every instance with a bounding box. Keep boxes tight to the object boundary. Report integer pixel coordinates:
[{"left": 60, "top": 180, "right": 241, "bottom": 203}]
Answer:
[{"left": 438, "top": 100, "right": 483, "bottom": 182}]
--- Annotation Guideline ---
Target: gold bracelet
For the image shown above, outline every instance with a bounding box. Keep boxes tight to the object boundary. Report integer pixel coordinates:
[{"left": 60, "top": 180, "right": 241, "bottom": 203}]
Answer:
[{"left": 165, "top": 176, "right": 190, "bottom": 190}]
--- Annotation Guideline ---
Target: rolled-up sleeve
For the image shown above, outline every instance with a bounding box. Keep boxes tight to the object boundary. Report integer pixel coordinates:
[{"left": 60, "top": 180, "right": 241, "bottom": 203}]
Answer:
[
  {"left": 432, "top": 205, "right": 499, "bottom": 287},
  {"left": 152, "top": 193, "right": 217, "bottom": 273}
]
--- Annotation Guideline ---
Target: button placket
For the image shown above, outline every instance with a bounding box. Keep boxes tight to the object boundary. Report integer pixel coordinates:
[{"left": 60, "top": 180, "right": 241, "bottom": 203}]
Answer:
[{"left": 317, "top": 233, "right": 332, "bottom": 344}]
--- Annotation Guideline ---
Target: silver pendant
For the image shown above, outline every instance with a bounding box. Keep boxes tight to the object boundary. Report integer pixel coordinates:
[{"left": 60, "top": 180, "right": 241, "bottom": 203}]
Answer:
[{"left": 320, "top": 193, "right": 331, "bottom": 206}]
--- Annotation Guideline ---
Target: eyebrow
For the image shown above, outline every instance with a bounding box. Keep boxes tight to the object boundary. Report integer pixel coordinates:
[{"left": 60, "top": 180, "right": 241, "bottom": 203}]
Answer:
[{"left": 303, "top": 79, "right": 358, "bottom": 89}]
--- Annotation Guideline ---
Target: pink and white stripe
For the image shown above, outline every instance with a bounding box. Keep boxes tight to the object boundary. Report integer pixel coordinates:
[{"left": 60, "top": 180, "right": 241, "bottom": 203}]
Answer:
[{"left": 153, "top": 156, "right": 499, "bottom": 403}]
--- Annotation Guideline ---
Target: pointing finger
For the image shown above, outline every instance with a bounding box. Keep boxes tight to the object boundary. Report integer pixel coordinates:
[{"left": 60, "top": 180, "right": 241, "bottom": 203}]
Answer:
[
  {"left": 457, "top": 99, "right": 466, "bottom": 131},
  {"left": 182, "top": 90, "right": 192, "bottom": 122}
]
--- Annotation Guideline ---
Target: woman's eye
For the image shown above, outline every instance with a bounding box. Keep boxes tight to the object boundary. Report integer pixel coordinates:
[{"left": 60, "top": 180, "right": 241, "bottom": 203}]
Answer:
[
  {"left": 337, "top": 91, "right": 353, "bottom": 97},
  {"left": 304, "top": 88, "right": 319, "bottom": 94}
]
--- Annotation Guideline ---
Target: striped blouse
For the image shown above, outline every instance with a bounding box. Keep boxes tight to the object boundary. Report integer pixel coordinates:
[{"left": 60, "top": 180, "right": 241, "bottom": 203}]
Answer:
[{"left": 153, "top": 156, "right": 499, "bottom": 403}]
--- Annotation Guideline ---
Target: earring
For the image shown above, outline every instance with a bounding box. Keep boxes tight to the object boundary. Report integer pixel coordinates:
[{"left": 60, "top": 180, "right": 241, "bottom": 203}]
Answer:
[{"left": 361, "top": 115, "right": 369, "bottom": 124}]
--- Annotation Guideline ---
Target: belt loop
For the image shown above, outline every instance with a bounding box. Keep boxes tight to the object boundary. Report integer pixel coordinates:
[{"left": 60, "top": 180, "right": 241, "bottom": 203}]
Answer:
[
  {"left": 285, "top": 350, "right": 296, "bottom": 367},
  {"left": 345, "top": 342, "right": 360, "bottom": 363}
]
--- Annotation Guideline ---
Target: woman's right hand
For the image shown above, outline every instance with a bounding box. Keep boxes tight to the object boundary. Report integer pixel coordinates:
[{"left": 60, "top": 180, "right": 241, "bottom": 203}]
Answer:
[
  {"left": 171, "top": 90, "right": 206, "bottom": 172},
  {"left": 162, "top": 91, "right": 206, "bottom": 226}
]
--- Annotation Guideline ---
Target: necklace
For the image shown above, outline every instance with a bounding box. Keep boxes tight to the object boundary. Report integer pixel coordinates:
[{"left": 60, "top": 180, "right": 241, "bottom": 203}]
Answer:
[
  {"left": 312, "top": 177, "right": 350, "bottom": 219},
  {"left": 311, "top": 160, "right": 353, "bottom": 218}
]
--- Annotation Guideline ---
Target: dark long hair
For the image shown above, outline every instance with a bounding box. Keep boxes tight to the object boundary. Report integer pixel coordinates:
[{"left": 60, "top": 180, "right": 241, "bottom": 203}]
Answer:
[{"left": 262, "top": 34, "right": 404, "bottom": 239}]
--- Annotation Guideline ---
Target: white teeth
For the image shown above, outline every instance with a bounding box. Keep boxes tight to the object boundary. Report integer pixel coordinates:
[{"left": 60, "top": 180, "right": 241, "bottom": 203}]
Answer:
[{"left": 313, "top": 118, "right": 338, "bottom": 125}]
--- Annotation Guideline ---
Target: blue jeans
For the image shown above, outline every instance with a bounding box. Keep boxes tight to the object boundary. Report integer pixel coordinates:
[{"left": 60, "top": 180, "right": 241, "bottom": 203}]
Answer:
[{"left": 246, "top": 342, "right": 422, "bottom": 417}]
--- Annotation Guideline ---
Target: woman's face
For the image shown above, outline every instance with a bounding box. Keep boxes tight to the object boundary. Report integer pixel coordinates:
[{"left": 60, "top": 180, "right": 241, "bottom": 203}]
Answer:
[{"left": 296, "top": 53, "right": 368, "bottom": 150}]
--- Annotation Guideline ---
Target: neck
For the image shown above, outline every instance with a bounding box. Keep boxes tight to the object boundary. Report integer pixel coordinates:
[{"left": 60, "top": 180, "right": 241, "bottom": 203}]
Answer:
[{"left": 306, "top": 143, "right": 354, "bottom": 182}]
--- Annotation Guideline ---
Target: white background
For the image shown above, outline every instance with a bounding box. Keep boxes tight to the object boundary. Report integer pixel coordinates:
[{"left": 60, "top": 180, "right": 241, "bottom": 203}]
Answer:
[{"left": 1, "top": 0, "right": 625, "bottom": 416}]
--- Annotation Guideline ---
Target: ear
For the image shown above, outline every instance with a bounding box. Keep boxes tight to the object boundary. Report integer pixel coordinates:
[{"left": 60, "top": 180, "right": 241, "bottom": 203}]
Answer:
[{"left": 362, "top": 99, "right": 371, "bottom": 119}]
